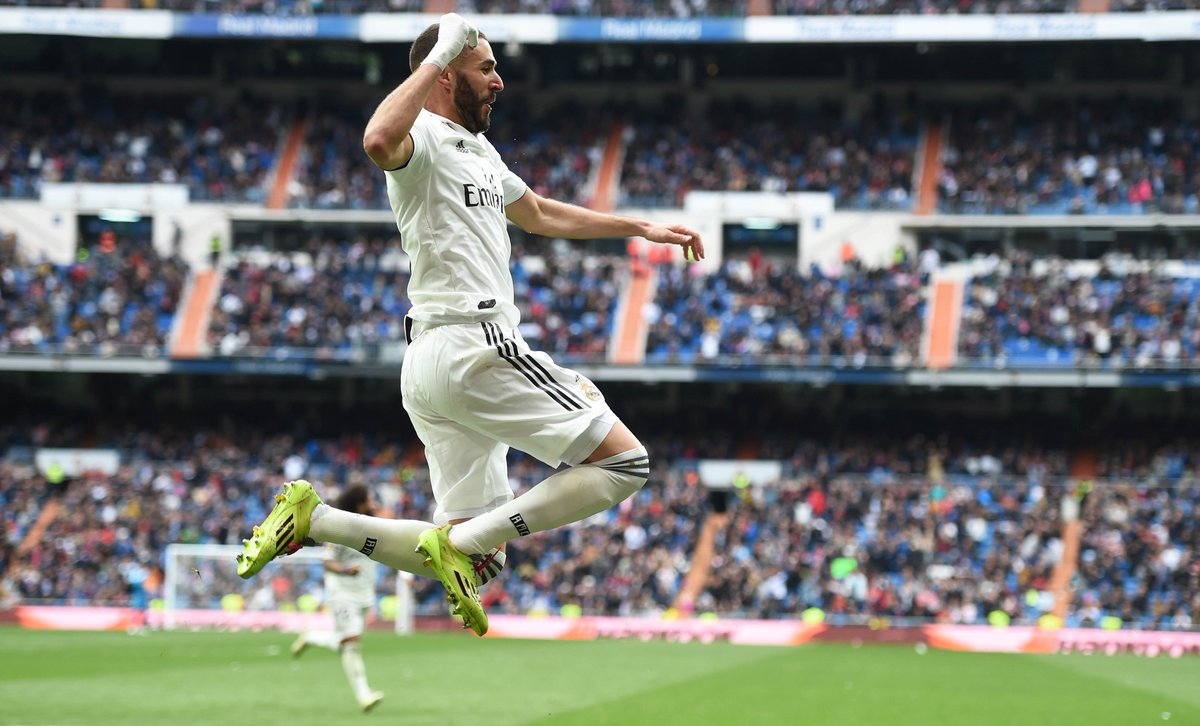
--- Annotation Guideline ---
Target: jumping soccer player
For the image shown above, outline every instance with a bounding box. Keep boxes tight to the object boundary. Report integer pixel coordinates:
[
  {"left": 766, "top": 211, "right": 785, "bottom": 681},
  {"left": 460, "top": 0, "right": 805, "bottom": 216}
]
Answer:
[
  {"left": 289, "top": 486, "right": 384, "bottom": 713},
  {"left": 237, "top": 13, "right": 703, "bottom": 637}
]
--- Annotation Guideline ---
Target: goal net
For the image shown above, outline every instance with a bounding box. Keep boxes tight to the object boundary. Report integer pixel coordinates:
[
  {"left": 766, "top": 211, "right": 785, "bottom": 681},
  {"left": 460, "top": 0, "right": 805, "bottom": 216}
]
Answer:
[{"left": 158, "top": 543, "right": 413, "bottom": 634}]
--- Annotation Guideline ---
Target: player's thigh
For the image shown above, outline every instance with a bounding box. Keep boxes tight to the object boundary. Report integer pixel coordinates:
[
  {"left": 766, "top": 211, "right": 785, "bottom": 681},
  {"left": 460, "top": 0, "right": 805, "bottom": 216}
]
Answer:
[
  {"left": 330, "top": 601, "right": 365, "bottom": 640},
  {"left": 406, "top": 403, "right": 512, "bottom": 525}
]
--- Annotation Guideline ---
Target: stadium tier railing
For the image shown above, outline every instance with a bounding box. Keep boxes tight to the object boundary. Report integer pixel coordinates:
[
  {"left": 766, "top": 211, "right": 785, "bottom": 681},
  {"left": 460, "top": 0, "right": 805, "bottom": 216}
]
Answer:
[{"left": 8, "top": 343, "right": 1200, "bottom": 374}]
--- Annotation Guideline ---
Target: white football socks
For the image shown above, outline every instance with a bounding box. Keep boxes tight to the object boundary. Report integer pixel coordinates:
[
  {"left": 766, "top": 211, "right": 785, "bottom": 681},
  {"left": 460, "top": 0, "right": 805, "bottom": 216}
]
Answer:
[
  {"left": 308, "top": 505, "right": 431, "bottom": 575},
  {"left": 449, "top": 446, "right": 650, "bottom": 555},
  {"left": 339, "top": 641, "right": 373, "bottom": 702}
]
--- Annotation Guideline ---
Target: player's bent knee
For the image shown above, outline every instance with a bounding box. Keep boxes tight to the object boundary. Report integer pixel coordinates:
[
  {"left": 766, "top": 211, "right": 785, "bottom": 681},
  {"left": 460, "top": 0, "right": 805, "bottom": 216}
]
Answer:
[{"left": 596, "top": 445, "right": 650, "bottom": 505}]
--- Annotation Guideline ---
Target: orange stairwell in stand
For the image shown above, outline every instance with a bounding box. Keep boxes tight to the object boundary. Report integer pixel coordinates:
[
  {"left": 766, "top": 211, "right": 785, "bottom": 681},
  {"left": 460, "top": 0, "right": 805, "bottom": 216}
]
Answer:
[
  {"left": 1049, "top": 449, "right": 1097, "bottom": 621},
  {"left": 914, "top": 122, "right": 943, "bottom": 216},
  {"left": 266, "top": 119, "right": 307, "bottom": 211},
  {"left": 916, "top": 124, "right": 966, "bottom": 369},
  {"left": 16, "top": 499, "right": 61, "bottom": 559},
  {"left": 4, "top": 499, "right": 62, "bottom": 581},
  {"left": 592, "top": 121, "right": 657, "bottom": 366},
  {"left": 610, "top": 265, "right": 655, "bottom": 365},
  {"left": 589, "top": 123, "right": 626, "bottom": 214},
  {"left": 673, "top": 512, "right": 729, "bottom": 615},
  {"left": 171, "top": 269, "right": 219, "bottom": 358},
  {"left": 174, "top": 118, "right": 306, "bottom": 358},
  {"left": 923, "top": 275, "right": 965, "bottom": 370}
]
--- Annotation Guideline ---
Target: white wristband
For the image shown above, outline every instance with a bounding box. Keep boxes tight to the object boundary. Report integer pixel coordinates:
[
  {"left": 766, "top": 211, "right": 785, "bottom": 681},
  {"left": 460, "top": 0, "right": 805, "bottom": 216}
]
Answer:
[{"left": 421, "top": 13, "right": 478, "bottom": 70}]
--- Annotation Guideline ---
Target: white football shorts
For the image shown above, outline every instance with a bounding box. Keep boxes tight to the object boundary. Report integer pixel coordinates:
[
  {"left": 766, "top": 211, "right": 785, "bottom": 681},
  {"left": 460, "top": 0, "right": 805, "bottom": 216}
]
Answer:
[
  {"left": 401, "top": 320, "right": 617, "bottom": 525},
  {"left": 330, "top": 600, "right": 366, "bottom": 640}
]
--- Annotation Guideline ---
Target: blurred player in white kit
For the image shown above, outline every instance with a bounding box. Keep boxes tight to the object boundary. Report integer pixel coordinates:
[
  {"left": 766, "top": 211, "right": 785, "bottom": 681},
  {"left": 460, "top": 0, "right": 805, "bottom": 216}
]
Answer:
[{"left": 290, "top": 485, "right": 383, "bottom": 713}]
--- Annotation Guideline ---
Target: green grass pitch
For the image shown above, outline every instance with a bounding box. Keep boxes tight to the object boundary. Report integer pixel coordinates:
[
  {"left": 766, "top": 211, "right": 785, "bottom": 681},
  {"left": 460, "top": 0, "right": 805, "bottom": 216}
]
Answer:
[{"left": 3, "top": 627, "right": 1198, "bottom": 725}]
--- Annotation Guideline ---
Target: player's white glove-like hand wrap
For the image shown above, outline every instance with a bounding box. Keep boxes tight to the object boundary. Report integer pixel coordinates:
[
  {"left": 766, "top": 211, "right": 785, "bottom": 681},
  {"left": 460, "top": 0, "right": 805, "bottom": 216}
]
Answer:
[{"left": 421, "top": 13, "right": 479, "bottom": 71}]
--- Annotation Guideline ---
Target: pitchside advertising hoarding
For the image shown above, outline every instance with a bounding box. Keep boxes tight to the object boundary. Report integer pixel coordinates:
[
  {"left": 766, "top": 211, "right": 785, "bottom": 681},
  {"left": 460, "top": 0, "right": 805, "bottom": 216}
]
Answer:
[{"left": 10, "top": 607, "right": 1200, "bottom": 657}]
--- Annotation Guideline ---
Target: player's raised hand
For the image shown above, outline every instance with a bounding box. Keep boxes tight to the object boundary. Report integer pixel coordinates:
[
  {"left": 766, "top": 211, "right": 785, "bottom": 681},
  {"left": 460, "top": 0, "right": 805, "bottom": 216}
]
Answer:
[
  {"left": 422, "top": 13, "right": 479, "bottom": 70},
  {"left": 645, "top": 223, "right": 705, "bottom": 262}
]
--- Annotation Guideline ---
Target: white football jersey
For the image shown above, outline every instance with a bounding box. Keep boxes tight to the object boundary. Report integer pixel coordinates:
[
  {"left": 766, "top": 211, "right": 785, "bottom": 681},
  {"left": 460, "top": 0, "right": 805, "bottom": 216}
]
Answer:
[
  {"left": 386, "top": 109, "right": 528, "bottom": 328},
  {"left": 323, "top": 544, "right": 377, "bottom": 608}
]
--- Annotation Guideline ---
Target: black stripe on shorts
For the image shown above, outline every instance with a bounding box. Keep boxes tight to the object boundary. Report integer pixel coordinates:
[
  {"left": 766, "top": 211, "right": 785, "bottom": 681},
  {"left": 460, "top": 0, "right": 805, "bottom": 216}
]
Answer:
[{"left": 484, "top": 323, "right": 584, "bottom": 411}]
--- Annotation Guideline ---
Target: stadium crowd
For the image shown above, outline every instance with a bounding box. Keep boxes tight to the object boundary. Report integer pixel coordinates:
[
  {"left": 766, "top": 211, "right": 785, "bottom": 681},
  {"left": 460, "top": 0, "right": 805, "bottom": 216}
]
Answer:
[
  {"left": 207, "top": 237, "right": 412, "bottom": 359},
  {"left": 957, "top": 250, "right": 1200, "bottom": 367},
  {"left": 0, "top": 91, "right": 283, "bottom": 204},
  {"left": 11, "top": 231, "right": 1200, "bottom": 371},
  {"left": 204, "top": 235, "right": 623, "bottom": 359},
  {"left": 8, "top": 89, "right": 1200, "bottom": 219},
  {"left": 620, "top": 99, "right": 917, "bottom": 210},
  {"left": 645, "top": 253, "right": 925, "bottom": 365},
  {"left": 0, "top": 235, "right": 189, "bottom": 357},
  {"left": 2, "top": 420, "right": 1195, "bottom": 632},
  {"left": 939, "top": 99, "right": 1200, "bottom": 216}
]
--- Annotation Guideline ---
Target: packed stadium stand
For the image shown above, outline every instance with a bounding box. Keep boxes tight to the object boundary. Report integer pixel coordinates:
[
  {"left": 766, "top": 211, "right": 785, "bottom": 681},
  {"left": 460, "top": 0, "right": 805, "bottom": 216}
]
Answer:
[
  {"left": 207, "top": 239, "right": 412, "bottom": 358},
  {"left": 956, "top": 249, "right": 1200, "bottom": 367},
  {"left": 0, "top": 235, "right": 189, "bottom": 356},
  {"left": 938, "top": 97, "right": 1199, "bottom": 216},
  {"left": 620, "top": 98, "right": 917, "bottom": 210},
  {"left": 7, "top": 86, "right": 1198, "bottom": 218},
  {"left": 3, "top": 415, "right": 1196, "bottom": 631},
  {"left": 645, "top": 254, "right": 925, "bottom": 364},
  {"left": 0, "top": 91, "right": 283, "bottom": 204}
]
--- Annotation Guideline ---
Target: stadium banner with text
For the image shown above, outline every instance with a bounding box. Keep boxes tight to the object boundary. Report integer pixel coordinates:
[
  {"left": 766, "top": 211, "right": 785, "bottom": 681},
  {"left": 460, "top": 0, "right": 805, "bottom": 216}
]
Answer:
[
  {"left": 11, "top": 607, "right": 1200, "bottom": 656},
  {"left": 0, "top": 8, "right": 173, "bottom": 39},
  {"left": 924, "top": 625, "right": 1200, "bottom": 657},
  {"left": 15, "top": 606, "right": 144, "bottom": 631},
  {"left": 174, "top": 13, "right": 359, "bottom": 39},
  {"left": 556, "top": 18, "right": 744, "bottom": 43},
  {"left": 359, "top": 13, "right": 557, "bottom": 44},
  {"left": 745, "top": 13, "right": 1200, "bottom": 44},
  {"left": 481, "top": 616, "right": 1200, "bottom": 656},
  {"left": 13, "top": 606, "right": 332, "bottom": 631},
  {"left": 148, "top": 609, "right": 333, "bottom": 631},
  {"left": 483, "top": 615, "right": 826, "bottom": 645}
]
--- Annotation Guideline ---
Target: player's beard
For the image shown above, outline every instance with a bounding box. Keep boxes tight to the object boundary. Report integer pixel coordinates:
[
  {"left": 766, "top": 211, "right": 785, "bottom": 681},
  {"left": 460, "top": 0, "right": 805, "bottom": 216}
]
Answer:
[{"left": 454, "top": 75, "right": 492, "bottom": 134}]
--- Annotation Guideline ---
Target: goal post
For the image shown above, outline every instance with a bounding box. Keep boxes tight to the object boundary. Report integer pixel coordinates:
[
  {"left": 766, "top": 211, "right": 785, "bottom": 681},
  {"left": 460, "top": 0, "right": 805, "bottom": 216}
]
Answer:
[{"left": 159, "top": 543, "right": 413, "bottom": 634}]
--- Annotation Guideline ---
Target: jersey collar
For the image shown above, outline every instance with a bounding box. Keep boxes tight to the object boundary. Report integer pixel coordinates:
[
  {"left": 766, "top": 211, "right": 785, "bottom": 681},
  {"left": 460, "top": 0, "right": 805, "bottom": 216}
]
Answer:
[{"left": 425, "top": 109, "right": 476, "bottom": 137}]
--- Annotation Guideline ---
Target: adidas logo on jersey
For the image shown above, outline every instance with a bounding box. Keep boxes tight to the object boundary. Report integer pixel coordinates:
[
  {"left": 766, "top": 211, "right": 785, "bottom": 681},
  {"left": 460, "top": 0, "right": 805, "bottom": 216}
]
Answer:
[{"left": 455, "top": 140, "right": 468, "bottom": 153}]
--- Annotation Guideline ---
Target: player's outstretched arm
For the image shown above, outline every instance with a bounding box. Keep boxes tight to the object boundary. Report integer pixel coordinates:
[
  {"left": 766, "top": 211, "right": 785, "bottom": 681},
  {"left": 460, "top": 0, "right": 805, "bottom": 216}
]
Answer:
[
  {"left": 362, "top": 13, "right": 478, "bottom": 170},
  {"left": 506, "top": 190, "right": 704, "bottom": 261}
]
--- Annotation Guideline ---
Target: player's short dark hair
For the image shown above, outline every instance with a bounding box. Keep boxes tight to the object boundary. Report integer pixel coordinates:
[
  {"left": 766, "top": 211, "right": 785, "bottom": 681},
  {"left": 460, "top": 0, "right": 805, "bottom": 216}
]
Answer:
[
  {"left": 335, "top": 484, "right": 371, "bottom": 514},
  {"left": 409, "top": 22, "right": 488, "bottom": 74}
]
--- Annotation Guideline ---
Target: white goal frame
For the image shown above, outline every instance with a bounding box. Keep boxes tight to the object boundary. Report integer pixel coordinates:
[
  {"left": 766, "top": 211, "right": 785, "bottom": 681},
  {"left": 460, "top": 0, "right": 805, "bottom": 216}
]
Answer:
[{"left": 161, "top": 543, "right": 413, "bottom": 634}]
